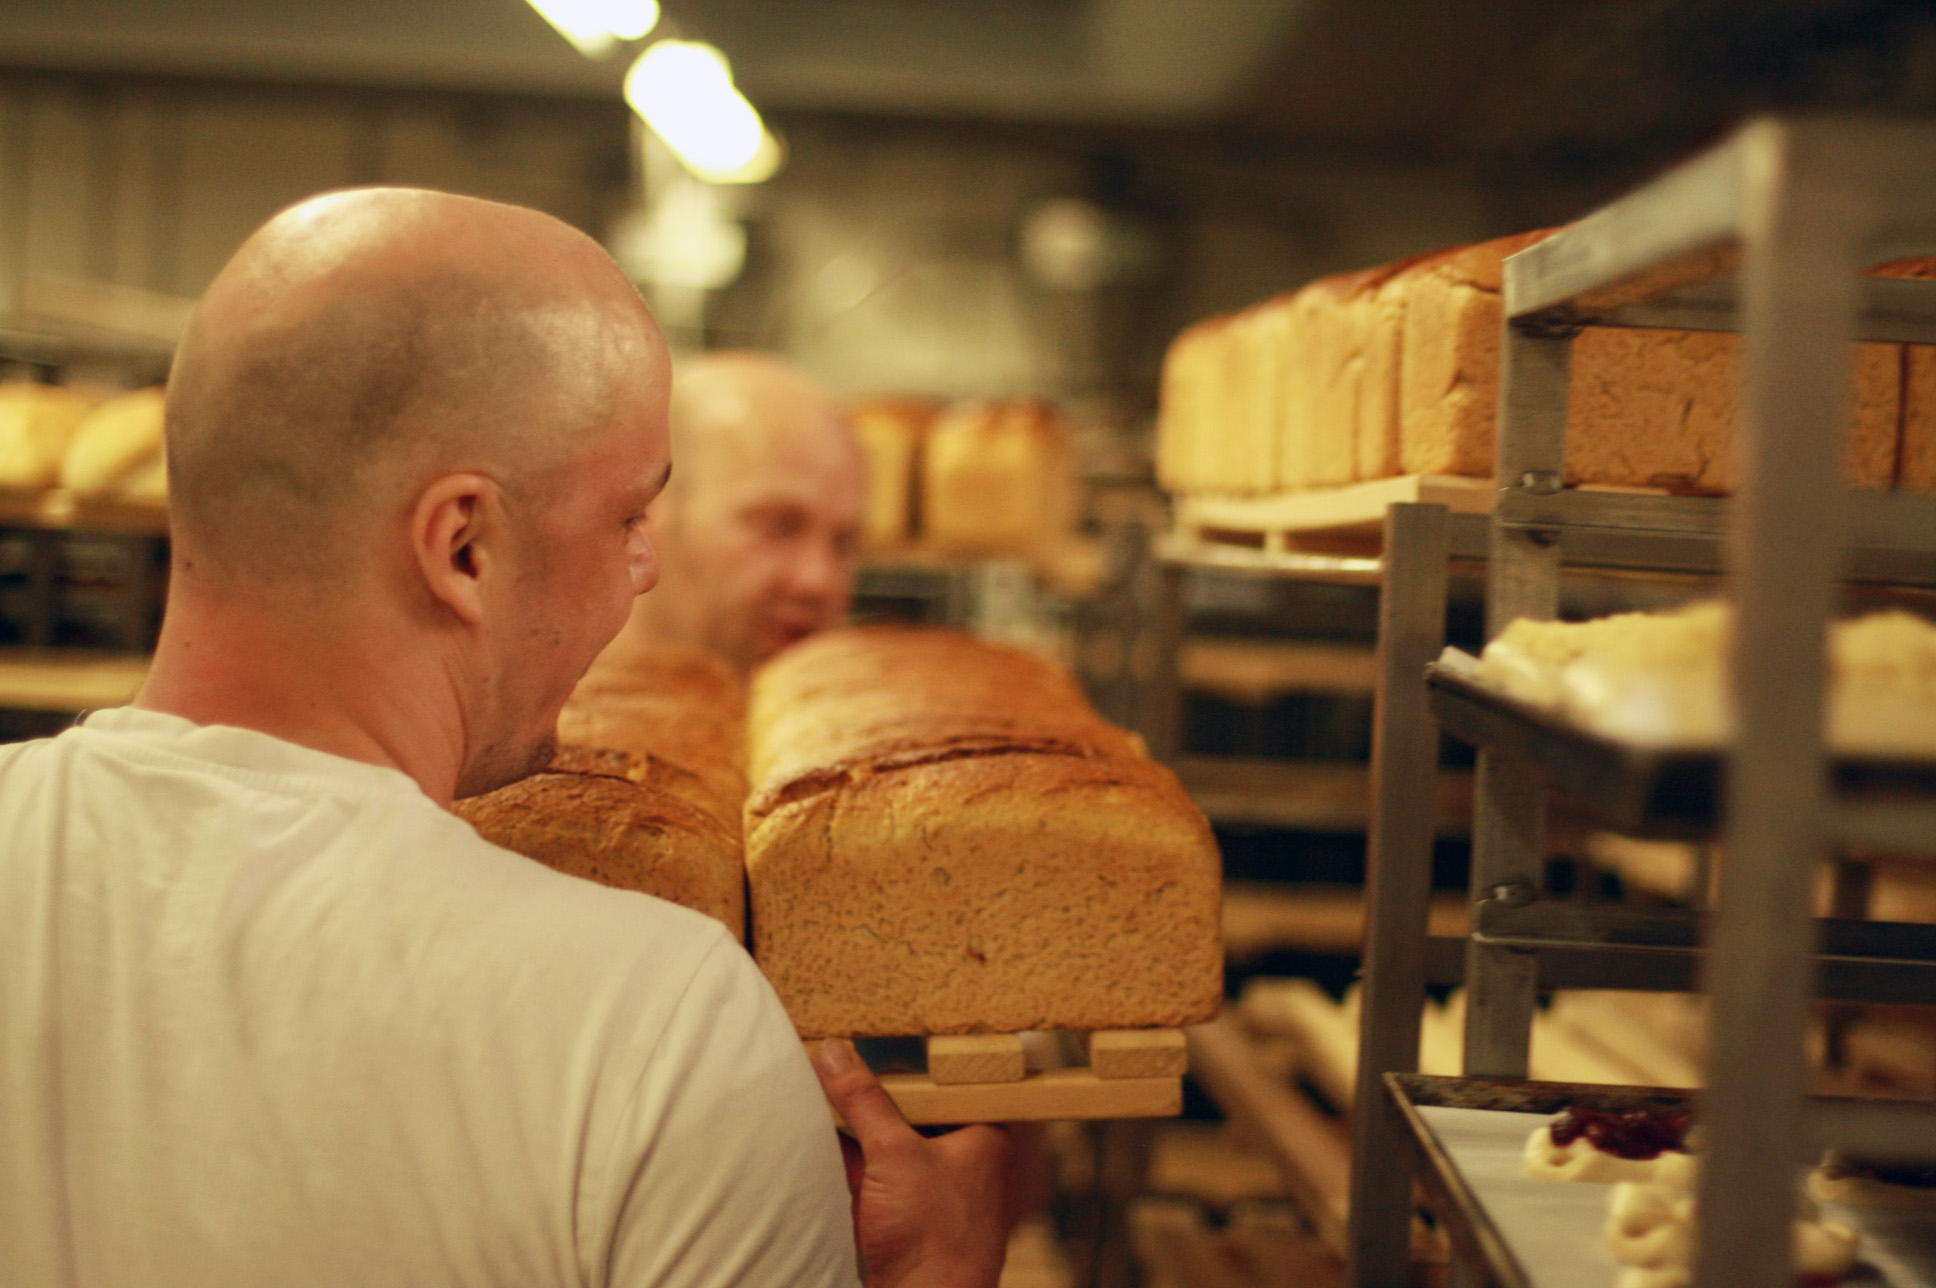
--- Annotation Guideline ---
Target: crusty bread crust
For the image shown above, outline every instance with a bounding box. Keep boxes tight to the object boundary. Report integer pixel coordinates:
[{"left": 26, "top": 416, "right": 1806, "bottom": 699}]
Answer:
[
  {"left": 746, "top": 626, "right": 1223, "bottom": 1038},
  {"left": 454, "top": 746, "right": 747, "bottom": 939}
]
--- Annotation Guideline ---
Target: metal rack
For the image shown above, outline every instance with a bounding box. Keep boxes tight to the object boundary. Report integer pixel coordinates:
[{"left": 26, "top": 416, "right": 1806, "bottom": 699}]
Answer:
[{"left": 1348, "top": 116, "right": 1936, "bottom": 1288}]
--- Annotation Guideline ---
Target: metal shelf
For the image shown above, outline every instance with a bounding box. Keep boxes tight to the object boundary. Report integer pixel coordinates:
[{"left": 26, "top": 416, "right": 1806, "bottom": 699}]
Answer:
[{"left": 1349, "top": 116, "right": 1936, "bottom": 1288}]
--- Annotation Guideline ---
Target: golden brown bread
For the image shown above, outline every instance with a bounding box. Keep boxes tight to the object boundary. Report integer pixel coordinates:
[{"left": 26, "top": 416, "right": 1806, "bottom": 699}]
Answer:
[
  {"left": 561, "top": 640, "right": 748, "bottom": 823},
  {"left": 454, "top": 746, "right": 746, "bottom": 939},
  {"left": 922, "top": 400, "right": 1079, "bottom": 556},
  {"left": 746, "top": 625, "right": 1223, "bottom": 1038}
]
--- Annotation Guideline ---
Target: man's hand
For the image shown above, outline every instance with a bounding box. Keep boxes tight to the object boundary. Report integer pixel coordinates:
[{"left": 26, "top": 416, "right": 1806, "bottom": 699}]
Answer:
[{"left": 810, "top": 1039, "right": 1012, "bottom": 1288}]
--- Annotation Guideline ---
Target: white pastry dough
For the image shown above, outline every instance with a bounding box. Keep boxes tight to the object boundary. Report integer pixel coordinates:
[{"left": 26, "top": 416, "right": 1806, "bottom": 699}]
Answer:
[{"left": 1602, "top": 1181, "right": 1859, "bottom": 1284}]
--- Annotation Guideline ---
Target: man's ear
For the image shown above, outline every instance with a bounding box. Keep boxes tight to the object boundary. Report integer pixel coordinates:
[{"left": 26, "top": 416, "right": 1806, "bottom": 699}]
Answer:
[{"left": 412, "top": 472, "right": 497, "bottom": 626}]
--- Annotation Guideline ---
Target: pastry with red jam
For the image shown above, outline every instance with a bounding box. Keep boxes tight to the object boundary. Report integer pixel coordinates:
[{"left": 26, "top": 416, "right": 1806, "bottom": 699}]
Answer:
[{"left": 1523, "top": 1106, "right": 1697, "bottom": 1184}]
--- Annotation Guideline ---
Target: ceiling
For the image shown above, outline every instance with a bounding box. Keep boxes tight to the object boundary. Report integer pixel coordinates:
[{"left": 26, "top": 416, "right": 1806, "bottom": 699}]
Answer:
[{"left": 4, "top": 0, "right": 1936, "bottom": 177}]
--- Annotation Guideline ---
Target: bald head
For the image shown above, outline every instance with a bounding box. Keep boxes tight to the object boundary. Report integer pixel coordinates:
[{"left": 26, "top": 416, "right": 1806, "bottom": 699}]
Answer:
[
  {"left": 666, "top": 351, "right": 857, "bottom": 493},
  {"left": 167, "top": 187, "right": 667, "bottom": 588},
  {"left": 613, "top": 350, "right": 865, "bottom": 671}
]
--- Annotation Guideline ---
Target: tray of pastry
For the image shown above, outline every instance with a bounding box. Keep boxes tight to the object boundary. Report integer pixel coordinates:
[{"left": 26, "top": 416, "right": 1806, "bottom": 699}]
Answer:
[
  {"left": 1426, "top": 660, "right": 1936, "bottom": 839},
  {"left": 1387, "top": 1072, "right": 1936, "bottom": 1288}
]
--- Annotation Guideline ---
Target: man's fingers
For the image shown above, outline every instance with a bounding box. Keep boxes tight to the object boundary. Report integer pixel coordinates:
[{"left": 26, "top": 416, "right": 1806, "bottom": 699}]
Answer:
[{"left": 810, "top": 1039, "right": 916, "bottom": 1154}]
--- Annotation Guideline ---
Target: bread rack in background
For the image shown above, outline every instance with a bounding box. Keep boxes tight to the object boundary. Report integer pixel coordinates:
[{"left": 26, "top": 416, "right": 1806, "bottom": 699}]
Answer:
[
  {"left": 0, "top": 282, "right": 182, "bottom": 737},
  {"left": 1340, "top": 117, "right": 1936, "bottom": 1288},
  {"left": 847, "top": 395, "right": 1116, "bottom": 665}
]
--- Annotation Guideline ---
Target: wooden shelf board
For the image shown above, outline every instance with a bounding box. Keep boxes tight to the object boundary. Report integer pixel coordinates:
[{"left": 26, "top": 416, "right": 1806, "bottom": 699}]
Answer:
[
  {"left": 0, "top": 650, "right": 148, "bottom": 712},
  {"left": 1175, "top": 757, "right": 1473, "bottom": 835},
  {"left": 879, "top": 1067, "right": 1181, "bottom": 1124},
  {"left": 1180, "top": 638, "right": 1378, "bottom": 700},
  {"left": 0, "top": 487, "right": 169, "bottom": 535},
  {"left": 1177, "top": 476, "right": 1494, "bottom": 539},
  {"left": 1223, "top": 883, "right": 1470, "bottom": 959}
]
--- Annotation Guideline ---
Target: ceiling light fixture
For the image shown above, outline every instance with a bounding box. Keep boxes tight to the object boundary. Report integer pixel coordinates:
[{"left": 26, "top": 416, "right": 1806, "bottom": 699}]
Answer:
[
  {"left": 624, "top": 40, "right": 783, "bottom": 184},
  {"left": 524, "top": 0, "right": 660, "bottom": 59}
]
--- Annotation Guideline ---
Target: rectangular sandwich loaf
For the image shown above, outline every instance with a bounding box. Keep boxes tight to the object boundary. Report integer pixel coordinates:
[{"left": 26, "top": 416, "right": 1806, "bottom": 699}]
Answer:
[
  {"left": 745, "top": 626, "right": 1224, "bottom": 1038},
  {"left": 453, "top": 642, "right": 749, "bottom": 939}
]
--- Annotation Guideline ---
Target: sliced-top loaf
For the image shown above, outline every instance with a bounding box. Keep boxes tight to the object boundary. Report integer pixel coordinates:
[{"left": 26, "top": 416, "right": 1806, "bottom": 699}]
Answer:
[
  {"left": 455, "top": 642, "right": 749, "bottom": 939},
  {"left": 746, "top": 626, "right": 1224, "bottom": 1038}
]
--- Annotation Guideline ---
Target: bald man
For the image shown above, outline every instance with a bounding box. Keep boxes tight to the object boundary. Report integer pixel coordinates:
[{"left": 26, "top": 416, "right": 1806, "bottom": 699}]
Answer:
[
  {"left": 608, "top": 350, "right": 865, "bottom": 674},
  {"left": 0, "top": 190, "right": 1007, "bottom": 1288}
]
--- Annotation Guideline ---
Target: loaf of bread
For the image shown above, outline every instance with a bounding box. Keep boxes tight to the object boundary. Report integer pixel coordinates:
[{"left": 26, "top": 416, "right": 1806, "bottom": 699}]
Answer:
[
  {"left": 1220, "top": 298, "right": 1293, "bottom": 494},
  {"left": 1873, "top": 257, "right": 1936, "bottom": 493},
  {"left": 454, "top": 745, "right": 745, "bottom": 939},
  {"left": 923, "top": 399, "right": 1079, "bottom": 556},
  {"left": 1395, "top": 230, "right": 1556, "bottom": 477},
  {"left": 561, "top": 639, "right": 748, "bottom": 825},
  {"left": 850, "top": 398, "right": 935, "bottom": 549},
  {"left": 0, "top": 382, "right": 94, "bottom": 488},
  {"left": 1564, "top": 329, "right": 1900, "bottom": 493},
  {"left": 745, "top": 625, "right": 1223, "bottom": 1038},
  {"left": 1156, "top": 315, "right": 1228, "bottom": 495},
  {"left": 60, "top": 386, "right": 167, "bottom": 495}
]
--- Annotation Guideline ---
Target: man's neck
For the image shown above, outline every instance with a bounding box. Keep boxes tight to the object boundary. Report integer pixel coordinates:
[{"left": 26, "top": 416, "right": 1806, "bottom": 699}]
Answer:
[{"left": 133, "top": 585, "right": 470, "bottom": 806}]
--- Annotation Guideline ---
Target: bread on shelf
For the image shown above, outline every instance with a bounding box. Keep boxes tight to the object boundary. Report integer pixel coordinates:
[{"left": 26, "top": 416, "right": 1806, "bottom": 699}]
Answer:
[
  {"left": 453, "top": 745, "right": 745, "bottom": 939},
  {"left": 744, "top": 625, "right": 1223, "bottom": 1038},
  {"left": 1395, "top": 230, "right": 1556, "bottom": 478},
  {"left": 61, "top": 386, "right": 168, "bottom": 496},
  {"left": 0, "top": 382, "right": 95, "bottom": 489},
  {"left": 850, "top": 397, "right": 936, "bottom": 549},
  {"left": 923, "top": 399, "right": 1079, "bottom": 557}
]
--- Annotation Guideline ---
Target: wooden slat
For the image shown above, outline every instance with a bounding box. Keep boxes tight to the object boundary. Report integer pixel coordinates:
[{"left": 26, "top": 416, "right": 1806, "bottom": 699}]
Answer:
[
  {"left": 1175, "top": 759, "right": 1473, "bottom": 835},
  {"left": 1175, "top": 475, "right": 1494, "bottom": 539},
  {"left": 1186, "top": 1015, "right": 1353, "bottom": 1253},
  {"left": 927, "top": 1033, "right": 1027, "bottom": 1085},
  {"left": 0, "top": 650, "right": 148, "bottom": 712},
  {"left": 1179, "top": 639, "right": 1378, "bottom": 701},
  {"left": 0, "top": 487, "right": 170, "bottom": 534},
  {"left": 1222, "top": 883, "right": 1469, "bottom": 959},
  {"left": 878, "top": 1067, "right": 1180, "bottom": 1125},
  {"left": 1088, "top": 1029, "right": 1188, "bottom": 1079}
]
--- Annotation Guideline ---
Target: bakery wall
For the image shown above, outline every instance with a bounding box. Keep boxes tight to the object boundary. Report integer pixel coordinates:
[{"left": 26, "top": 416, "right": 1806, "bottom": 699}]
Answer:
[
  {"left": 0, "top": 73, "right": 627, "bottom": 315},
  {"left": 0, "top": 69, "right": 1523, "bottom": 416}
]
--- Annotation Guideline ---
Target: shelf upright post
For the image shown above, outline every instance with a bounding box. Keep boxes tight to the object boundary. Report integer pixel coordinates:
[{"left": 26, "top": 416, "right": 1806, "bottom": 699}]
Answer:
[
  {"left": 1461, "top": 324, "right": 1570, "bottom": 1077},
  {"left": 1346, "top": 501, "right": 1451, "bottom": 1288},
  {"left": 1690, "top": 121, "right": 1867, "bottom": 1288}
]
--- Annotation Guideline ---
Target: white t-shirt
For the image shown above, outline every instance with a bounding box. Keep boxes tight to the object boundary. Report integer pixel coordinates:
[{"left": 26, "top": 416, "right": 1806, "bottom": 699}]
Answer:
[{"left": 0, "top": 707, "right": 860, "bottom": 1288}]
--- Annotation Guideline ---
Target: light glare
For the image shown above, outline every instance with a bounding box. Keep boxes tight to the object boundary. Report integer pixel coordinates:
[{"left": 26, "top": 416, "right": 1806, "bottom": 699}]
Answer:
[
  {"left": 625, "top": 41, "right": 774, "bottom": 179},
  {"left": 524, "top": 0, "right": 660, "bottom": 58}
]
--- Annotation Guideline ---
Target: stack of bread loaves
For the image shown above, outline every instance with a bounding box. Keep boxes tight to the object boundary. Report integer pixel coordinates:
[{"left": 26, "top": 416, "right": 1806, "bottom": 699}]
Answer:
[
  {"left": 1159, "top": 232, "right": 1928, "bottom": 497},
  {"left": 744, "top": 625, "right": 1223, "bottom": 1038},
  {"left": 453, "top": 642, "right": 748, "bottom": 939},
  {"left": 0, "top": 383, "right": 167, "bottom": 497}
]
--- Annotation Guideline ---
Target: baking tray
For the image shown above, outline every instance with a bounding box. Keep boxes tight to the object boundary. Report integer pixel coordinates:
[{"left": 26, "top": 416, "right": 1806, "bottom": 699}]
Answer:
[
  {"left": 1426, "top": 662, "right": 1936, "bottom": 839},
  {"left": 1386, "top": 1073, "right": 1936, "bottom": 1288}
]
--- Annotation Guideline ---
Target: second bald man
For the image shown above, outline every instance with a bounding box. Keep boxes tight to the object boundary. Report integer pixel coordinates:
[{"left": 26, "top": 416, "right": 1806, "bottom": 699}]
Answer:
[{"left": 609, "top": 350, "right": 865, "bottom": 673}]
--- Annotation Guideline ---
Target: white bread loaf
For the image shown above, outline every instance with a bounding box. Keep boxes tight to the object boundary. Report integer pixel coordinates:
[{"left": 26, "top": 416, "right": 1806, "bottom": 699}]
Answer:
[
  {"left": 1397, "top": 230, "right": 1556, "bottom": 477},
  {"left": 1156, "top": 316, "right": 1227, "bottom": 494},
  {"left": 1219, "top": 298, "right": 1292, "bottom": 494},
  {"left": 0, "top": 382, "right": 94, "bottom": 488},
  {"left": 923, "top": 399, "right": 1078, "bottom": 556},
  {"left": 1282, "top": 272, "right": 1377, "bottom": 490},
  {"left": 60, "top": 386, "right": 167, "bottom": 495},
  {"left": 849, "top": 398, "right": 934, "bottom": 549},
  {"left": 1353, "top": 270, "right": 1412, "bottom": 481},
  {"left": 745, "top": 625, "right": 1224, "bottom": 1038}
]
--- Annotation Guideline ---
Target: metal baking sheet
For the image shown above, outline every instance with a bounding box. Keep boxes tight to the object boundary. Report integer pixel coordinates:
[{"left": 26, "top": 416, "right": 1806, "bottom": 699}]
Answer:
[
  {"left": 1388, "top": 1075, "right": 1936, "bottom": 1288},
  {"left": 1426, "top": 663, "right": 1936, "bottom": 839}
]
